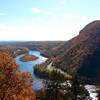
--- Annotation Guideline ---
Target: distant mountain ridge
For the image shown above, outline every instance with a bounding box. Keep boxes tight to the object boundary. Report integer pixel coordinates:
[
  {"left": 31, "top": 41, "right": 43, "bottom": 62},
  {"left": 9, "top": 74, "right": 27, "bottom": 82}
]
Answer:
[{"left": 45, "top": 20, "right": 100, "bottom": 84}]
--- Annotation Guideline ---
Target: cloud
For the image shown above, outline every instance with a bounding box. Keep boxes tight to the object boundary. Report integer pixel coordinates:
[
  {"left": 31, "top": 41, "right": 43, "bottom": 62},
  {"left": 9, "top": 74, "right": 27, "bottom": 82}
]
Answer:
[
  {"left": 0, "top": 22, "right": 80, "bottom": 41},
  {"left": 32, "top": 7, "right": 51, "bottom": 15},
  {"left": 62, "top": 15, "right": 88, "bottom": 21}
]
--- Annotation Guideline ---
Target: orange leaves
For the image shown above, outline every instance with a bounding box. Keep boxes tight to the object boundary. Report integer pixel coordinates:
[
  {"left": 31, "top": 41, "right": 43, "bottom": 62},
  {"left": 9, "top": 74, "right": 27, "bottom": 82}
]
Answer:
[
  {"left": 0, "top": 70, "right": 5, "bottom": 81},
  {"left": 0, "top": 52, "right": 36, "bottom": 100},
  {"left": 0, "top": 52, "right": 18, "bottom": 79},
  {"left": 0, "top": 52, "right": 17, "bottom": 68}
]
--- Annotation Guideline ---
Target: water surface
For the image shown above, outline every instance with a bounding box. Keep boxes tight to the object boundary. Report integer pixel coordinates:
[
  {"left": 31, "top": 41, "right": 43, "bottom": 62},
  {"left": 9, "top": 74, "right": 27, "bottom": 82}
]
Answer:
[
  {"left": 15, "top": 50, "right": 47, "bottom": 90},
  {"left": 15, "top": 50, "right": 99, "bottom": 99}
]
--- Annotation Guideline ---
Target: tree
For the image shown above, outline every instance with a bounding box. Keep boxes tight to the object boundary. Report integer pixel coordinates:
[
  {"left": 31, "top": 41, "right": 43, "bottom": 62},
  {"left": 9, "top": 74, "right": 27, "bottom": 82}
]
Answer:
[
  {"left": 43, "top": 69, "right": 70, "bottom": 100},
  {"left": 0, "top": 52, "right": 36, "bottom": 100},
  {"left": 44, "top": 73, "right": 61, "bottom": 100},
  {"left": 71, "top": 74, "right": 89, "bottom": 100},
  {"left": 42, "top": 70, "right": 89, "bottom": 100}
]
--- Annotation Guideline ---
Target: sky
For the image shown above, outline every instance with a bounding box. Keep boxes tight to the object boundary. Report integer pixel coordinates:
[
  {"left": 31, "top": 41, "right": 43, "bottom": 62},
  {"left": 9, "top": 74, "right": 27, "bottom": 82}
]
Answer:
[{"left": 0, "top": 0, "right": 100, "bottom": 41}]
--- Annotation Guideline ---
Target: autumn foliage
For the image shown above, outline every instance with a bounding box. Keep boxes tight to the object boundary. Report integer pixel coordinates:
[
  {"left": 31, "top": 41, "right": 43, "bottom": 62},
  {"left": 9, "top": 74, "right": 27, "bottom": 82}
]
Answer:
[{"left": 0, "top": 52, "right": 36, "bottom": 100}]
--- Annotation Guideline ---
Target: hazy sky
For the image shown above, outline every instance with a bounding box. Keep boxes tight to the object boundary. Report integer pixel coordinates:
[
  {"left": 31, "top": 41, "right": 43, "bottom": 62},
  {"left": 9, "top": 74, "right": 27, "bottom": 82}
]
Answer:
[{"left": 0, "top": 0, "right": 100, "bottom": 41}]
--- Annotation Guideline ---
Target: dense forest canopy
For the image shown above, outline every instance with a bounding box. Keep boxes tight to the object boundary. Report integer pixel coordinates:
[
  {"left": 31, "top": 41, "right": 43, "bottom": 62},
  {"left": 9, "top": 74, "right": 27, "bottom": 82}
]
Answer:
[{"left": 0, "top": 52, "right": 36, "bottom": 100}]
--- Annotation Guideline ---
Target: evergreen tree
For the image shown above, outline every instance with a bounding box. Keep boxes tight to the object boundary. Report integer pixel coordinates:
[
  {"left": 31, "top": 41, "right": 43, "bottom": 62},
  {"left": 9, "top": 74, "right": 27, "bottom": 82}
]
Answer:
[
  {"left": 40, "top": 69, "right": 89, "bottom": 100},
  {"left": 71, "top": 74, "right": 89, "bottom": 100},
  {"left": 43, "top": 69, "right": 71, "bottom": 100}
]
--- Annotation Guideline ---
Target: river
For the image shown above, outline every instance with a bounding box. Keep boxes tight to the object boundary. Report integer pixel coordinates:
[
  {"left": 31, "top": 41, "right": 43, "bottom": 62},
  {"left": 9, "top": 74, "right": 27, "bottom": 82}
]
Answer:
[
  {"left": 15, "top": 50, "right": 47, "bottom": 90},
  {"left": 15, "top": 50, "right": 99, "bottom": 99},
  {"left": 85, "top": 85, "right": 98, "bottom": 100}
]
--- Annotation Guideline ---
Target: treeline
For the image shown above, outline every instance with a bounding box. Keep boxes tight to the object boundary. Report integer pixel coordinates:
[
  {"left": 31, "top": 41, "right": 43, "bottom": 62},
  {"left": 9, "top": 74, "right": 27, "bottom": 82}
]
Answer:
[
  {"left": 34, "top": 64, "right": 90, "bottom": 100},
  {"left": 34, "top": 64, "right": 72, "bottom": 80},
  {"left": 36, "top": 70, "right": 89, "bottom": 100},
  {"left": 0, "top": 45, "right": 29, "bottom": 58}
]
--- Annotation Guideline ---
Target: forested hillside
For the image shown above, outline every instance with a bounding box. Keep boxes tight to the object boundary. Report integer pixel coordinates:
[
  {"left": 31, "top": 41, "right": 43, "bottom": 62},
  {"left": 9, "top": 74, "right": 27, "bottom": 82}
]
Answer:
[{"left": 38, "top": 21, "right": 100, "bottom": 84}]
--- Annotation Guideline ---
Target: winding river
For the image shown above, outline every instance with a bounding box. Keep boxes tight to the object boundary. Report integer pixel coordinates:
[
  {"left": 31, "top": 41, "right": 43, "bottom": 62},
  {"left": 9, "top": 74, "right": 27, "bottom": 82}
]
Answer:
[
  {"left": 15, "top": 50, "right": 99, "bottom": 99},
  {"left": 15, "top": 50, "right": 47, "bottom": 90}
]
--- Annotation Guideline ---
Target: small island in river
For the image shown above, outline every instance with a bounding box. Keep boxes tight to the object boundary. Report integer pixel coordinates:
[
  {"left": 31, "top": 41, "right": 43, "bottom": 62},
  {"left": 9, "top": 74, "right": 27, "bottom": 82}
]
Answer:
[{"left": 19, "top": 54, "right": 38, "bottom": 62}]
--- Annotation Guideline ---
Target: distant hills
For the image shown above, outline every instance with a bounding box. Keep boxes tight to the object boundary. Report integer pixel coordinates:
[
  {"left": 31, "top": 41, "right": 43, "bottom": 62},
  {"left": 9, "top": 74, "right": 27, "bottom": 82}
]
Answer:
[{"left": 0, "top": 21, "right": 100, "bottom": 84}]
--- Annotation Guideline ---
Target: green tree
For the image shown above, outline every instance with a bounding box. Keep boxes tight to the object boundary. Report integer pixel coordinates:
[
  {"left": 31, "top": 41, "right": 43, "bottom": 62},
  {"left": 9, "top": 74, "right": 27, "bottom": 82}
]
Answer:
[
  {"left": 71, "top": 74, "right": 89, "bottom": 100},
  {"left": 43, "top": 71, "right": 89, "bottom": 100},
  {"left": 43, "top": 69, "right": 70, "bottom": 100}
]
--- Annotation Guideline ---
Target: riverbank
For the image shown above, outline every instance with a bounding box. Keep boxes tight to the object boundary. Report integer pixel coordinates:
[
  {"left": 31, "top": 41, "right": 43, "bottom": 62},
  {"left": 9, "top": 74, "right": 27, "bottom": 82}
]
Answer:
[
  {"left": 34, "top": 62, "right": 72, "bottom": 80},
  {"left": 15, "top": 50, "right": 47, "bottom": 90}
]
